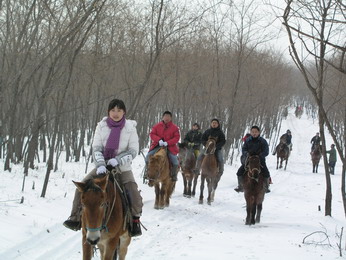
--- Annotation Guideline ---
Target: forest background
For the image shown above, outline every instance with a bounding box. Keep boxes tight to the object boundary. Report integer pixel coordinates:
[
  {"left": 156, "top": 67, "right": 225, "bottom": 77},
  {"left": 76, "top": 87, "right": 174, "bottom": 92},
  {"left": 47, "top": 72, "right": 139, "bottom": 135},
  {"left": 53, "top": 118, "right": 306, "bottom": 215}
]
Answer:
[{"left": 0, "top": 0, "right": 345, "bottom": 211}]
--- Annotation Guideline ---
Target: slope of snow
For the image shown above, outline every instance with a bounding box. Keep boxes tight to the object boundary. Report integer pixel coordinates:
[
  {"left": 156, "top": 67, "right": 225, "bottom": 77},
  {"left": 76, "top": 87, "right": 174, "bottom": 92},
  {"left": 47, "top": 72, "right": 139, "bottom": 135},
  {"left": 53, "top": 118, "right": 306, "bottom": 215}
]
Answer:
[{"left": 0, "top": 110, "right": 344, "bottom": 260}]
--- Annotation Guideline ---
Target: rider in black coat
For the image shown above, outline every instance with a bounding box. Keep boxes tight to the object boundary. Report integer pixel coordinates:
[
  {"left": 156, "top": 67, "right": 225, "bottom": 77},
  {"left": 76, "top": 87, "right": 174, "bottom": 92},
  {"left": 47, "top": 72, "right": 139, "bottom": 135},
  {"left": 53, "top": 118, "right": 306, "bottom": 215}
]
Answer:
[
  {"left": 194, "top": 118, "right": 226, "bottom": 177},
  {"left": 234, "top": 125, "right": 271, "bottom": 193},
  {"left": 183, "top": 123, "right": 202, "bottom": 156}
]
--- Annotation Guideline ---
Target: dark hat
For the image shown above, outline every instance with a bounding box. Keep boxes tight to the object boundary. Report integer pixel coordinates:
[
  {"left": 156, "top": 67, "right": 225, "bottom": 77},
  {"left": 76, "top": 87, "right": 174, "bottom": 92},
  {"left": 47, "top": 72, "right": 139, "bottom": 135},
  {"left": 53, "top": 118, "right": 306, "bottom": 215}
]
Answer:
[
  {"left": 251, "top": 125, "right": 260, "bottom": 131},
  {"left": 211, "top": 118, "right": 220, "bottom": 124},
  {"left": 193, "top": 123, "right": 200, "bottom": 129},
  {"left": 162, "top": 111, "right": 172, "bottom": 117},
  {"left": 287, "top": 129, "right": 291, "bottom": 133},
  {"left": 331, "top": 144, "right": 335, "bottom": 147},
  {"left": 108, "top": 99, "right": 126, "bottom": 113}
]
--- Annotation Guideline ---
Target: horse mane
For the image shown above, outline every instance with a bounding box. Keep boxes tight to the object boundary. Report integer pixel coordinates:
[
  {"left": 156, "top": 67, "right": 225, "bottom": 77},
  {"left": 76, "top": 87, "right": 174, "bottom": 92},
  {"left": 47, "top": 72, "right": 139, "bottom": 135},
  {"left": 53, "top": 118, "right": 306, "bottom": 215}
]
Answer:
[{"left": 83, "top": 178, "right": 103, "bottom": 192}]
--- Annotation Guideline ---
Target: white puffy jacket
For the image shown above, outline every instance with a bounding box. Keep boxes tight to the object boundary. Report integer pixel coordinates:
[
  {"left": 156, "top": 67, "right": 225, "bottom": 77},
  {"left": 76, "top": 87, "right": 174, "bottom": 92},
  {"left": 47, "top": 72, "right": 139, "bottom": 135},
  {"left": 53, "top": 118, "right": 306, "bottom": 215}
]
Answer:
[{"left": 92, "top": 117, "right": 139, "bottom": 172}]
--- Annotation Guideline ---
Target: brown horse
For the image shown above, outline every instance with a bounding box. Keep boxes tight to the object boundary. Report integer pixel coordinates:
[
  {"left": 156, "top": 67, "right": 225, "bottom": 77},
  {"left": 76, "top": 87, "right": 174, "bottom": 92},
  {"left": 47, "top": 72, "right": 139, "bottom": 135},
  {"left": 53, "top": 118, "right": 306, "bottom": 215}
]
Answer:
[
  {"left": 243, "top": 155, "right": 266, "bottom": 225},
  {"left": 73, "top": 174, "right": 131, "bottom": 260},
  {"left": 311, "top": 144, "right": 321, "bottom": 173},
  {"left": 178, "top": 143, "right": 198, "bottom": 198},
  {"left": 147, "top": 147, "right": 175, "bottom": 209},
  {"left": 199, "top": 136, "right": 219, "bottom": 205},
  {"left": 274, "top": 142, "right": 290, "bottom": 170}
]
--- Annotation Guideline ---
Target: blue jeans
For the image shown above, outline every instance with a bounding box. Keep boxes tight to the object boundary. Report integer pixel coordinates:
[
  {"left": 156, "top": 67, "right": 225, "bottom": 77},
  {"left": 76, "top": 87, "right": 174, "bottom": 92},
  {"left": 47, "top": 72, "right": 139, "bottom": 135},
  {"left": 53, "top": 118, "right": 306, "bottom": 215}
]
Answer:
[
  {"left": 145, "top": 147, "right": 179, "bottom": 166},
  {"left": 196, "top": 149, "right": 224, "bottom": 173}
]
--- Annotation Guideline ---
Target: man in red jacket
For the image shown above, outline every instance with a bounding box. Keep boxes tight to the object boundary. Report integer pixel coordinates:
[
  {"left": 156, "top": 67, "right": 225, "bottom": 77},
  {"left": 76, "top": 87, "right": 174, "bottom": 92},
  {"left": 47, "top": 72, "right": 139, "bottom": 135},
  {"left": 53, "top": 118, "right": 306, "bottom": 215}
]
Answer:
[{"left": 145, "top": 111, "right": 180, "bottom": 181}]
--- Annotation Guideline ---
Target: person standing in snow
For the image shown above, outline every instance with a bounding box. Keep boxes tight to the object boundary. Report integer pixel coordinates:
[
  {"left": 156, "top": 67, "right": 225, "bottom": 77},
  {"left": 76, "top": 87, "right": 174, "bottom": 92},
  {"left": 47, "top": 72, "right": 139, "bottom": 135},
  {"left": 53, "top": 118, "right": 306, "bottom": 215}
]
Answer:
[
  {"left": 63, "top": 99, "right": 143, "bottom": 237},
  {"left": 326, "top": 144, "right": 337, "bottom": 175}
]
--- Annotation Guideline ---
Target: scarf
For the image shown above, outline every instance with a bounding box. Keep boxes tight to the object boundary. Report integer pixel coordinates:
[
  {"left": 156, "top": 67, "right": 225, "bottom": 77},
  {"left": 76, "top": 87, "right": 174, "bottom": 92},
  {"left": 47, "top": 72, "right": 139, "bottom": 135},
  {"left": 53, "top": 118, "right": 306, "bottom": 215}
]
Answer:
[{"left": 103, "top": 116, "right": 126, "bottom": 160}]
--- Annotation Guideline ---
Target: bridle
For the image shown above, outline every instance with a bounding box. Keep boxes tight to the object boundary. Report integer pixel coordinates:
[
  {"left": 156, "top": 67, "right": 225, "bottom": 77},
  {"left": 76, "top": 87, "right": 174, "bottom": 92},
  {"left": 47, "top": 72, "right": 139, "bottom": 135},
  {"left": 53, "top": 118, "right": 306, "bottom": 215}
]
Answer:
[
  {"left": 85, "top": 169, "right": 121, "bottom": 233},
  {"left": 204, "top": 139, "right": 216, "bottom": 155},
  {"left": 245, "top": 155, "right": 262, "bottom": 182}
]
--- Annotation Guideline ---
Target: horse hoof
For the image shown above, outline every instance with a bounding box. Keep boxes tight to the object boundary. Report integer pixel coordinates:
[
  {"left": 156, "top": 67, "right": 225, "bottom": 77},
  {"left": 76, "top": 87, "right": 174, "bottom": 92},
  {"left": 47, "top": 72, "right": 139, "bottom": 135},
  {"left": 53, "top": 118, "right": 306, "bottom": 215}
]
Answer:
[
  {"left": 154, "top": 205, "right": 160, "bottom": 210},
  {"left": 199, "top": 200, "right": 203, "bottom": 204},
  {"left": 207, "top": 201, "right": 211, "bottom": 205}
]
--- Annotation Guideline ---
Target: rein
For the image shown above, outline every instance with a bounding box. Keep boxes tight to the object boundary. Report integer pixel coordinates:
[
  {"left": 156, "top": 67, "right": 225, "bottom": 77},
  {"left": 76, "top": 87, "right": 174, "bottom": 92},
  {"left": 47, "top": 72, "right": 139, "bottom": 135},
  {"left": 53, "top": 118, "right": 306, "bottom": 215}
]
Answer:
[{"left": 245, "top": 155, "right": 262, "bottom": 182}]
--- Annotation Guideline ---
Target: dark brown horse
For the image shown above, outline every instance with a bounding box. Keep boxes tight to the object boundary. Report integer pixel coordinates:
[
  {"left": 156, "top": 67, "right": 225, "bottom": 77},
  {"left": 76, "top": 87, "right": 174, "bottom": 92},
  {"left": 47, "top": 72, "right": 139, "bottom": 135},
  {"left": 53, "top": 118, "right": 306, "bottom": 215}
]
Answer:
[
  {"left": 73, "top": 174, "right": 131, "bottom": 260},
  {"left": 178, "top": 143, "right": 198, "bottom": 198},
  {"left": 147, "top": 147, "right": 175, "bottom": 209},
  {"left": 311, "top": 144, "right": 321, "bottom": 173},
  {"left": 274, "top": 142, "right": 290, "bottom": 170},
  {"left": 199, "top": 136, "right": 219, "bottom": 205},
  {"left": 243, "top": 155, "right": 266, "bottom": 225}
]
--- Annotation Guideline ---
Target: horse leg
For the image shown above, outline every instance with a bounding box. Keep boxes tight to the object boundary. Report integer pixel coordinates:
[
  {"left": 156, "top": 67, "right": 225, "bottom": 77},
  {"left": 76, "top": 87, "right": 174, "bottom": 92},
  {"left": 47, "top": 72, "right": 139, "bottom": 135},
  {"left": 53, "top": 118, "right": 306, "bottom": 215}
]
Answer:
[
  {"left": 199, "top": 176, "right": 205, "bottom": 204},
  {"left": 160, "top": 183, "right": 167, "bottom": 209},
  {"left": 245, "top": 195, "right": 254, "bottom": 225},
  {"left": 255, "top": 203, "right": 262, "bottom": 223},
  {"left": 154, "top": 184, "right": 160, "bottom": 209},
  {"left": 187, "top": 176, "right": 192, "bottom": 198},
  {"left": 279, "top": 158, "right": 283, "bottom": 169},
  {"left": 207, "top": 178, "right": 212, "bottom": 205},
  {"left": 82, "top": 235, "right": 93, "bottom": 260},
  {"left": 183, "top": 173, "right": 188, "bottom": 197},
  {"left": 276, "top": 156, "right": 279, "bottom": 169},
  {"left": 251, "top": 202, "right": 256, "bottom": 225},
  {"left": 164, "top": 182, "right": 172, "bottom": 208},
  {"left": 210, "top": 178, "right": 216, "bottom": 203},
  {"left": 284, "top": 158, "right": 288, "bottom": 170},
  {"left": 118, "top": 232, "right": 131, "bottom": 260},
  {"left": 192, "top": 174, "right": 198, "bottom": 197}
]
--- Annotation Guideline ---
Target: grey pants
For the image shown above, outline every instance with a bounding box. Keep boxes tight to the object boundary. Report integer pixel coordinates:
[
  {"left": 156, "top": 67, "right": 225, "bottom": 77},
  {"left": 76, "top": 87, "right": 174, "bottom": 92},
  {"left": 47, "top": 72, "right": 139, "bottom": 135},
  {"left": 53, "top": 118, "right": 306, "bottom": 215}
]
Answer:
[{"left": 69, "top": 168, "right": 143, "bottom": 220}]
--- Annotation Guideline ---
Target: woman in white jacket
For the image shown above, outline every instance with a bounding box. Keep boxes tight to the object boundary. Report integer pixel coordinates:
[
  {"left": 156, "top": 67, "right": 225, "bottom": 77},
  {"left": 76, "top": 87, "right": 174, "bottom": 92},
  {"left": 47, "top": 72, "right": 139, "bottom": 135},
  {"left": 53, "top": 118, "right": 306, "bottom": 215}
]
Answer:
[{"left": 63, "top": 99, "right": 143, "bottom": 237}]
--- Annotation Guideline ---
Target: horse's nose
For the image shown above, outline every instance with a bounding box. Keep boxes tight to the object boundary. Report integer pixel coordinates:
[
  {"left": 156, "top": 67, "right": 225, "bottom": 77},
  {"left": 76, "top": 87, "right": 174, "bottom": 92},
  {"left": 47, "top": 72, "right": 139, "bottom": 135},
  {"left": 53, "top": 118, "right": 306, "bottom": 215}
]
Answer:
[
  {"left": 254, "top": 172, "right": 259, "bottom": 179},
  {"left": 87, "top": 237, "right": 100, "bottom": 245}
]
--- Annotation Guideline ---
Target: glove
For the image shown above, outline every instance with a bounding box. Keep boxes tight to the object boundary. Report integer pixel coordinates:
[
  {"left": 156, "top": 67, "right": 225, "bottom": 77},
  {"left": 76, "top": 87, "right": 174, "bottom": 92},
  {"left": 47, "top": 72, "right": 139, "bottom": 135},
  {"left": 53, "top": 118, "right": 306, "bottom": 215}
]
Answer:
[
  {"left": 159, "top": 140, "right": 165, "bottom": 146},
  {"left": 96, "top": 165, "right": 107, "bottom": 175},
  {"left": 188, "top": 142, "right": 194, "bottom": 147},
  {"left": 163, "top": 141, "right": 168, "bottom": 146},
  {"left": 118, "top": 154, "right": 132, "bottom": 166},
  {"left": 107, "top": 158, "right": 119, "bottom": 167}
]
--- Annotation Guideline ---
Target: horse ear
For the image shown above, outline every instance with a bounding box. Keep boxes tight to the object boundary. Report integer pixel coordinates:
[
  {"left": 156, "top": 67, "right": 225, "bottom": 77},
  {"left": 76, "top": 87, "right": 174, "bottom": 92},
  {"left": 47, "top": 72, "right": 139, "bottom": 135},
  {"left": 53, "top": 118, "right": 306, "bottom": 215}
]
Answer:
[
  {"left": 96, "top": 175, "right": 109, "bottom": 191},
  {"left": 73, "top": 181, "right": 86, "bottom": 192}
]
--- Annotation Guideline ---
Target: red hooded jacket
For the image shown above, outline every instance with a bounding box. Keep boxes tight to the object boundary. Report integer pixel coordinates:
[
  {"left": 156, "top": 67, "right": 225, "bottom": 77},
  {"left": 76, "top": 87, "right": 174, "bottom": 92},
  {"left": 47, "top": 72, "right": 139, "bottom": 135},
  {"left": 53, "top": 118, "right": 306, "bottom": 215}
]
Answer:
[{"left": 149, "top": 121, "right": 180, "bottom": 155}]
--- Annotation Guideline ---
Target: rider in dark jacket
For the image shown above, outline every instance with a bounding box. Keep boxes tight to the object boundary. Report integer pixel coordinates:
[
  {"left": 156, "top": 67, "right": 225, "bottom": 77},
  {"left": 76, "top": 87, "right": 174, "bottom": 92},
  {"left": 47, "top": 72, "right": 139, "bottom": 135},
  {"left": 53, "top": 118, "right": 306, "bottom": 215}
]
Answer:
[
  {"left": 183, "top": 123, "right": 202, "bottom": 158},
  {"left": 194, "top": 118, "right": 226, "bottom": 178},
  {"left": 280, "top": 129, "right": 292, "bottom": 151},
  {"left": 310, "top": 132, "right": 321, "bottom": 152},
  {"left": 234, "top": 125, "right": 271, "bottom": 193}
]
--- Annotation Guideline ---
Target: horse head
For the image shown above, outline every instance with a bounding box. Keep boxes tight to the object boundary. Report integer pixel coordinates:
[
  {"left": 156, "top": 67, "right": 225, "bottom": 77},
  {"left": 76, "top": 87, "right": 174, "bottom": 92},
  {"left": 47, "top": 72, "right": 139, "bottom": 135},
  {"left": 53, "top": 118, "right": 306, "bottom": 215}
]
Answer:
[
  {"left": 73, "top": 175, "right": 109, "bottom": 245},
  {"left": 246, "top": 154, "right": 262, "bottom": 181},
  {"left": 205, "top": 136, "right": 217, "bottom": 155},
  {"left": 147, "top": 148, "right": 167, "bottom": 187}
]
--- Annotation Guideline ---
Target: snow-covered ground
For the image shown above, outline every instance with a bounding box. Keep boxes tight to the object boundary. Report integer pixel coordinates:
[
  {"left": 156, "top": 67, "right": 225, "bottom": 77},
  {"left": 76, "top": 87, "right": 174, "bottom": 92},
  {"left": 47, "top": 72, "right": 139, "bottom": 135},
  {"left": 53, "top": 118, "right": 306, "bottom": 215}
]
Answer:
[{"left": 0, "top": 110, "right": 344, "bottom": 260}]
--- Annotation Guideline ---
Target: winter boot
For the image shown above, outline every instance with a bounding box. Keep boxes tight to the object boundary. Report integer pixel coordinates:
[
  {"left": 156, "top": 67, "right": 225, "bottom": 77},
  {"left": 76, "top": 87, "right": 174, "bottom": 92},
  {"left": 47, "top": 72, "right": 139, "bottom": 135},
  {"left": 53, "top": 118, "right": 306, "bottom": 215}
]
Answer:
[
  {"left": 130, "top": 216, "right": 142, "bottom": 237},
  {"left": 265, "top": 177, "right": 271, "bottom": 193},
  {"left": 234, "top": 175, "right": 244, "bottom": 193},
  {"left": 171, "top": 165, "right": 178, "bottom": 181},
  {"left": 63, "top": 217, "right": 81, "bottom": 231},
  {"left": 63, "top": 189, "right": 82, "bottom": 231}
]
